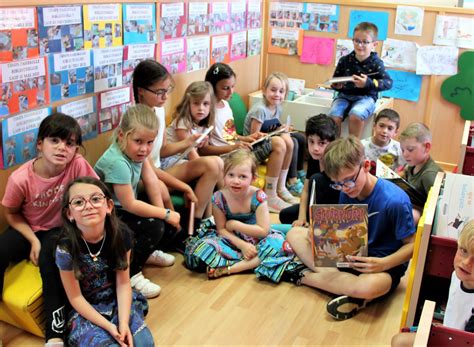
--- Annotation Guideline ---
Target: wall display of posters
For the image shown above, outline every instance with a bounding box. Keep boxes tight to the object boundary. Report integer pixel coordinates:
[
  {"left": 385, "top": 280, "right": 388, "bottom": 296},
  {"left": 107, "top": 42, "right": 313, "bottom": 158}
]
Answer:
[
  {"left": 186, "top": 36, "right": 210, "bottom": 72},
  {"left": 269, "top": 2, "right": 304, "bottom": 29},
  {"left": 0, "top": 57, "right": 49, "bottom": 116},
  {"left": 97, "top": 86, "right": 131, "bottom": 133},
  {"left": 160, "top": 2, "right": 187, "bottom": 40},
  {"left": 160, "top": 38, "right": 186, "bottom": 74},
  {"left": 123, "top": 3, "right": 156, "bottom": 45},
  {"left": 300, "top": 36, "right": 335, "bottom": 65},
  {"left": 301, "top": 3, "right": 339, "bottom": 33},
  {"left": 230, "top": 2, "right": 247, "bottom": 32},
  {"left": 83, "top": 4, "right": 123, "bottom": 49},
  {"left": 247, "top": 28, "right": 262, "bottom": 56},
  {"left": 230, "top": 31, "right": 247, "bottom": 62},
  {"left": 247, "top": 0, "right": 262, "bottom": 29},
  {"left": 394, "top": 6, "right": 424, "bottom": 36},
  {"left": 433, "top": 15, "right": 474, "bottom": 49},
  {"left": 93, "top": 46, "right": 123, "bottom": 92},
  {"left": 348, "top": 10, "right": 389, "bottom": 40},
  {"left": 38, "top": 6, "right": 84, "bottom": 55},
  {"left": 122, "top": 43, "right": 155, "bottom": 85},
  {"left": 381, "top": 38, "right": 417, "bottom": 71},
  {"left": 58, "top": 96, "right": 98, "bottom": 141},
  {"left": 1, "top": 107, "right": 51, "bottom": 168},
  {"left": 268, "top": 28, "right": 303, "bottom": 56},
  {"left": 49, "top": 50, "right": 93, "bottom": 102},
  {"left": 416, "top": 45, "right": 459, "bottom": 75},
  {"left": 334, "top": 39, "right": 353, "bottom": 66},
  {"left": 0, "top": 7, "right": 39, "bottom": 62},
  {"left": 381, "top": 69, "right": 422, "bottom": 102},
  {"left": 209, "top": 2, "right": 230, "bottom": 35},
  {"left": 210, "top": 35, "right": 230, "bottom": 65},
  {"left": 187, "top": 2, "right": 209, "bottom": 36}
]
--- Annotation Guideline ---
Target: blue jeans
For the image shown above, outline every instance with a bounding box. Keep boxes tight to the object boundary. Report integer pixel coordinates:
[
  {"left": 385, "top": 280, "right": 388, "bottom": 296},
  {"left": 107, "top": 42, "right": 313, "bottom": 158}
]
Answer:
[{"left": 329, "top": 93, "right": 375, "bottom": 120}]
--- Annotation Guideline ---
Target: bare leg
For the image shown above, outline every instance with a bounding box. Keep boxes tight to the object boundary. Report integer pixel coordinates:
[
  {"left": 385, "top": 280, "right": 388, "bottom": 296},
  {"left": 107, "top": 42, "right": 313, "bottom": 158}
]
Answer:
[
  {"left": 331, "top": 116, "right": 342, "bottom": 137},
  {"left": 280, "top": 133, "right": 294, "bottom": 170},
  {"left": 158, "top": 180, "right": 173, "bottom": 210},
  {"left": 229, "top": 256, "right": 261, "bottom": 274},
  {"left": 348, "top": 114, "right": 364, "bottom": 138},
  {"left": 265, "top": 136, "right": 285, "bottom": 178}
]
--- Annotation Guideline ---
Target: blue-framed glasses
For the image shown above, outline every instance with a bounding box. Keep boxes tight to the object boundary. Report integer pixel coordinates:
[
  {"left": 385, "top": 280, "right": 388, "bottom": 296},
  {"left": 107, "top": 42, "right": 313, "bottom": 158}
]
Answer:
[{"left": 330, "top": 164, "right": 363, "bottom": 191}]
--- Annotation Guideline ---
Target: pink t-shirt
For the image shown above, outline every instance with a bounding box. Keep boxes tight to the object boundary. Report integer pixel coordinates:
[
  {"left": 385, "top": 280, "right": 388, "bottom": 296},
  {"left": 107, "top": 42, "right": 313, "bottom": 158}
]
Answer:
[{"left": 1, "top": 154, "right": 98, "bottom": 232}]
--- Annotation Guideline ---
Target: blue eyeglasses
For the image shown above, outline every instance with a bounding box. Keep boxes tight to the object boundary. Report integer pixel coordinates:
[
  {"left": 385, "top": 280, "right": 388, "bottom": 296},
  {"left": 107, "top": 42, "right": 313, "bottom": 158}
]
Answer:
[{"left": 330, "top": 164, "right": 363, "bottom": 191}]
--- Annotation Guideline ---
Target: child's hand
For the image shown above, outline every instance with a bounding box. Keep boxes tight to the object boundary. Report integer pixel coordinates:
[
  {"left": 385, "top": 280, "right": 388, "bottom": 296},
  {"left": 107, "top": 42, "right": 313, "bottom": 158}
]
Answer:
[
  {"left": 196, "top": 136, "right": 209, "bottom": 148},
  {"left": 184, "top": 186, "right": 198, "bottom": 204},
  {"left": 353, "top": 74, "right": 368, "bottom": 88},
  {"left": 239, "top": 241, "right": 258, "bottom": 260},
  {"left": 30, "top": 238, "right": 41, "bottom": 266},
  {"left": 168, "top": 210, "right": 181, "bottom": 229},
  {"left": 232, "top": 141, "right": 252, "bottom": 151},
  {"left": 346, "top": 255, "right": 387, "bottom": 273},
  {"left": 119, "top": 323, "right": 133, "bottom": 347},
  {"left": 249, "top": 132, "right": 264, "bottom": 141},
  {"left": 107, "top": 322, "right": 127, "bottom": 347},
  {"left": 331, "top": 82, "right": 344, "bottom": 90},
  {"left": 292, "top": 219, "right": 308, "bottom": 227},
  {"left": 187, "top": 133, "right": 202, "bottom": 147}
]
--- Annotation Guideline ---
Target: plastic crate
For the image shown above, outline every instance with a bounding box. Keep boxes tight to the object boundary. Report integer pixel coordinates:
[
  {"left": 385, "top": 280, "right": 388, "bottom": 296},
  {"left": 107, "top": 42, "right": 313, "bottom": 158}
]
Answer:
[{"left": 424, "top": 235, "right": 457, "bottom": 279}]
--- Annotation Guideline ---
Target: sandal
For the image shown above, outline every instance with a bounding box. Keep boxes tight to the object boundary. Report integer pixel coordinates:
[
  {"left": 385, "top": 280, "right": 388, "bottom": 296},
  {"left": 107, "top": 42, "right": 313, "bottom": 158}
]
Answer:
[
  {"left": 326, "top": 295, "right": 367, "bottom": 320},
  {"left": 281, "top": 263, "right": 308, "bottom": 286},
  {"left": 207, "top": 266, "right": 231, "bottom": 279}
]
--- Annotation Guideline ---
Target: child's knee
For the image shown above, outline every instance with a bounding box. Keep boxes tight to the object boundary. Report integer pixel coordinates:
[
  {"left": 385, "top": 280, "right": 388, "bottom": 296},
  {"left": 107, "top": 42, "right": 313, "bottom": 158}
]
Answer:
[
  {"left": 204, "top": 156, "right": 223, "bottom": 175},
  {"left": 271, "top": 136, "right": 285, "bottom": 154},
  {"left": 347, "top": 277, "right": 391, "bottom": 300},
  {"left": 287, "top": 226, "right": 308, "bottom": 244},
  {"left": 348, "top": 114, "right": 365, "bottom": 124}
]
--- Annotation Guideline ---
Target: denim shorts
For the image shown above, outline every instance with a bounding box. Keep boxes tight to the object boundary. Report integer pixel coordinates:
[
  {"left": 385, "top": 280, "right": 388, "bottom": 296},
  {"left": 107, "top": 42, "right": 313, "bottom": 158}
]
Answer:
[{"left": 329, "top": 93, "right": 376, "bottom": 120}]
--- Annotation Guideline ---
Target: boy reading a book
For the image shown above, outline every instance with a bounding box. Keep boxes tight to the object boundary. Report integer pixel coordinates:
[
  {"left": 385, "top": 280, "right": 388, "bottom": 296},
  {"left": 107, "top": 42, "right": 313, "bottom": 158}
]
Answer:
[
  {"left": 329, "top": 22, "right": 392, "bottom": 138},
  {"left": 286, "top": 136, "right": 416, "bottom": 320}
]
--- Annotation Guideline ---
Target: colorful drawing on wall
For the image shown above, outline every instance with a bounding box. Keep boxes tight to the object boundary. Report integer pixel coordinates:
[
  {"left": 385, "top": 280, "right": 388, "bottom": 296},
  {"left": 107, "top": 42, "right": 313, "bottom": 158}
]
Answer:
[
  {"left": 416, "top": 46, "right": 458, "bottom": 76},
  {"left": 381, "top": 69, "right": 422, "bottom": 102},
  {"left": 394, "top": 6, "right": 424, "bottom": 37},
  {"left": 209, "top": 2, "right": 230, "bottom": 35},
  {"left": 268, "top": 28, "right": 303, "bottom": 56},
  {"left": 58, "top": 96, "right": 98, "bottom": 141},
  {"left": 348, "top": 10, "right": 389, "bottom": 40},
  {"left": 160, "top": 2, "right": 187, "bottom": 40},
  {"left": 269, "top": 2, "right": 304, "bottom": 29},
  {"left": 188, "top": 2, "right": 209, "bottom": 36},
  {"left": 160, "top": 38, "right": 186, "bottom": 74},
  {"left": 93, "top": 46, "right": 123, "bottom": 92},
  {"left": 1, "top": 107, "right": 51, "bottom": 168},
  {"left": 381, "top": 38, "right": 417, "bottom": 71},
  {"left": 122, "top": 43, "right": 155, "bottom": 85},
  {"left": 83, "top": 4, "right": 123, "bottom": 49},
  {"left": 0, "top": 57, "right": 49, "bottom": 116},
  {"left": 0, "top": 7, "right": 39, "bottom": 62},
  {"left": 433, "top": 15, "right": 474, "bottom": 49},
  {"left": 247, "top": 28, "right": 262, "bottom": 56},
  {"left": 301, "top": 3, "right": 339, "bottom": 33},
  {"left": 97, "top": 86, "right": 131, "bottom": 133},
  {"left": 300, "top": 36, "right": 335, "bottom": 65},
  {"left": 210, "top": 35, "right": 230, "bottom": 65},
  {"left": 230, "top": 2, "right": 247, "bottom": 32},
  {"left": 38, "top": 6, "right": 84, "bottom": 55},
  {"left": 186, "top": 36, "right": 209, "bottom": 72},
  {"left": 230, "top": 31, "right": 247, "bottom": 62},
  {"left": 247, "top": 0, "right": 262, "bottom": 29},
  {"left": 334, "top": 39, "right": 353, "bottom": 66},
  {"left": 441, "top": 51, "right": 474, "bottom": 121},
  {"left": 123, "top": 3, "right": 156, "bottom": 45}
]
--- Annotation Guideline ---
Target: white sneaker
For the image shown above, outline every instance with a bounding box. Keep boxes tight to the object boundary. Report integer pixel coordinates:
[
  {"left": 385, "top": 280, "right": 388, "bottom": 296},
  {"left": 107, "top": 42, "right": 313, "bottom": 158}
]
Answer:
[
  {"left": 267, "top": 196, "right": 292, "bottom": 213},
  {"left": 146, "top": 250, "right": 175, "bottom": 267},
  {"left": 278, "top": 189, "right": 299, "bottom": 204},
  {"left": 130, "top": 272, "right": 161, "bottom": 298}
]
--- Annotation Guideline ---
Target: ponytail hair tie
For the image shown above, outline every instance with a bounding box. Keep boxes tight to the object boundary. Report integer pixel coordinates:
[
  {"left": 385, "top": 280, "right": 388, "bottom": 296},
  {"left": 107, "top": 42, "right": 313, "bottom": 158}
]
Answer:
[{"left": 213, "top": 66, "right": 219, "bottom": 74}]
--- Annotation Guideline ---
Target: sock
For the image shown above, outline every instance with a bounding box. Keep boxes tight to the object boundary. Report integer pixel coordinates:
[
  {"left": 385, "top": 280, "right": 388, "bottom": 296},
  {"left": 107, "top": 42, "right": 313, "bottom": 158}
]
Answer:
[
  {"left": 278, "top": 169, "right": 289, "bottom": 191},
  {"left": 265, "top": 176, "right": 279, "bottom": 198}
]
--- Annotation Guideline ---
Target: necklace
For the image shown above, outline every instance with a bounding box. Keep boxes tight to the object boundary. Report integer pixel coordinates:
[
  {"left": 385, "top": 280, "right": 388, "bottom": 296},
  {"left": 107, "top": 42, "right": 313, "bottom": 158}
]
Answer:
[{"left": 82, "top": 232, "right": 106, "bottom": 262}]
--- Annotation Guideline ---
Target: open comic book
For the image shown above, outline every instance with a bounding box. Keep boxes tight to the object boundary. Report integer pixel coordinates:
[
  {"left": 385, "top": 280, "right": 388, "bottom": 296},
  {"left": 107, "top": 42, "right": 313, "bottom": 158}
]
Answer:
[{"left": 375, "top": 159, "right": 427, "bottom": 207}]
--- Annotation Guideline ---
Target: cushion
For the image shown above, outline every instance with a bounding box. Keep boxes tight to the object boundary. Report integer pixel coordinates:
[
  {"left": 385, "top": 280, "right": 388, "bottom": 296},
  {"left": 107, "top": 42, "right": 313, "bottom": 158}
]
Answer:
[{"left": 228, "top": 92, "right": 248, "bottom": 136}]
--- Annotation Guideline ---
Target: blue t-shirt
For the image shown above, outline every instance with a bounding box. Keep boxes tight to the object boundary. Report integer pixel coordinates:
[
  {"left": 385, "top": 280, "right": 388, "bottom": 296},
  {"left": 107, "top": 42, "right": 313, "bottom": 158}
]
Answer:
[{"left": 339, "top": 178, "right": 415, "bottom": 258}]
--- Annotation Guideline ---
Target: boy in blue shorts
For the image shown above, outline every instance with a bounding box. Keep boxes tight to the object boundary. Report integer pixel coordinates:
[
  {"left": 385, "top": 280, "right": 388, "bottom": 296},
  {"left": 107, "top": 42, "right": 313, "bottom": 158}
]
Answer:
[{"left": 330, "top": 22, "right": 392, "bottom": 138}]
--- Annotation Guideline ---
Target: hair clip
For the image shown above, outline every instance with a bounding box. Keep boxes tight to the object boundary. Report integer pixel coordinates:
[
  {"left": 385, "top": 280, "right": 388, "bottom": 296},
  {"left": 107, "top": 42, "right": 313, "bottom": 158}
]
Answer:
[{"left": 213, "top": 66, "right": 219, "bottom": 75}]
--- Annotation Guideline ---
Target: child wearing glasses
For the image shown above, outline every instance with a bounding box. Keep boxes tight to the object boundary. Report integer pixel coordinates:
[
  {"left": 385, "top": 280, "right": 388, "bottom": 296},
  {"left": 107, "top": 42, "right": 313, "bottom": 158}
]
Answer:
[
  {"left": 0, "top": 113, "right": 98, "bottom": 346},
  {"left": 286, "top": 136, "right": 416, "bottom": 320},
  {"left": 56, "top": 177, "right": 154, "bottom": 346},
  {"left": 329, "top": 22, "right": 392, "bottom": 138}
]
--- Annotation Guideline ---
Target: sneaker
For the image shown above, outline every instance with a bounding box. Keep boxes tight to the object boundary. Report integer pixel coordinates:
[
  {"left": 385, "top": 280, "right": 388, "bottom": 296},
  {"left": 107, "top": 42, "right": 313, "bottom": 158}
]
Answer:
[
  {"left": 278, "top": 189, "right": 299, "bottom": 204},
  {"left": 287, "top": 180, "right": 304, "bottom": 196},
  {"left": 146, "top": 250, "right": 175, "bottom": 267},
  {"left": 326, "top": 295, "right": 368, "bottom": 320},
  {"left": 267, "top": 196, "right": 291, "bottom": 213},
  {"left": 130, "top": 272, "right": 161, "bottom": 298},
  {"left": 281, "top": 263, "right": 308, "bottom": 285},
  {"left": 45, "top": 340, "right": 64, "bottom": 347}
]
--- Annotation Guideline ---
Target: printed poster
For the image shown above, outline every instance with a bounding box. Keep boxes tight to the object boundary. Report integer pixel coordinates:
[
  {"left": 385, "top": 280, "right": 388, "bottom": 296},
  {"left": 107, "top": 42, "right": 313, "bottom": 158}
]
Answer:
[
  {"left": 395, "top": 6, "right": 424, "bottom": 36},
  {"left": 269, "top": 2, "right": 304, "bottom": 29},
  {"left": 247, "top": 0, "right": 262, "bottom": 29},
  {"left": 210, "top": 35, "right": 230, "bottom": 65},
  {"left": 416, "top": 46, "right": 458, "bottom": 75},
  {"left": 49, "top": 50, "right": 94, "bottom": 102},
  {"left": 2, "top": 107, "right": 51, "bottom": 168},
  {"left": 247, "top": 28, "right": 262, "bottom": 56},
  {"left": 187, "top": 2, "right": 209, "bottom": 36},
  {"left": 0, "top": 7, "right": 39, "bottom": 62},
  {"left": 209, "top": 2, "right": 230, "bottom": 35},
  {"left": 268, "top": 28, "right": 303, "bottom": 56},
  {"left": 93, "top": 46, "right": 123, "bottom": 92},
  {"left": 122, "top": 43, "right": 155, "bottom": 85},
  {"left": 160, "top": 38, "right": 186, "bottom": 74},
  {"left": 335, "top": 39, "right": 353, "bottom": 66},
  {"left": 381, "top": 70, "right": 422, "bottom": 102},
  {"left": 230, "top": 31, "right": 247, "bottom": 62},
  {"left": 433, "top": 15, "right": 474, "bottom": 49},
  {"left": 348, "top": 10, "right": 389, "bottom": 40},
  {"left": 302, "top": 3, "right": 339, "bottom": 33},
  {"left": 186, "top": 36, "right": 210, "bottom": 72},
  {"left": 58, "top": 96, "right": 98, "bottom": 141},
  {"left": 123, "top": 3, "right": 156, "bottom": 45},
  {"left": 230, "top": 2, "right": 246, "bottom": 32},
  {"left": 381, "top": 38, "right": 417, "bottom": 71},
  {"left": 97, "top": 86, "right": 131, "bottom": 133},
  {"left": 83, "top": 4, "right": 123, "bottom": 49},
  {"left": 160, "top": 3, "right": 187, "bottom": 40},
  {"left": 0, "top": 57, "right": 49, "bottom": 116},
  {"left": 38, "top": 6, "right": 84, "bottom": 55},
  {"left": 300, "top": 36, "right": 335, "bottom": 65}
]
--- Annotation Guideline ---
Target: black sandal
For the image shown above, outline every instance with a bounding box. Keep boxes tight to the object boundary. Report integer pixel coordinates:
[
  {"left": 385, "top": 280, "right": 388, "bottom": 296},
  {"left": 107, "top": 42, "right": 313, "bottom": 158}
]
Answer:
[
  {"left": 326, "top": 295, "right": 367, "bottom": 320},
  {"left": 281, "top": 264, "right": 308, "bottom": 286}
]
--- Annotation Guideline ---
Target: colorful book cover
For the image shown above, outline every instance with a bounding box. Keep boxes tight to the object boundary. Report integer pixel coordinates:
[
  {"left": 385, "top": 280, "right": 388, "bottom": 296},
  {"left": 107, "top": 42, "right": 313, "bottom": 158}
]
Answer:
[
  {"left": 268, "top": 28, "right": 303, "bottom": 56},
  {"left": 49, "top": 50, "right": 94, "bottom": 102},
  {"left": 83, "top": 4, "right": 123, "bottom": 49},
  {"left": 0, "top": 57, "right": 49, "bottom": 116},
  {"left": 38, "top": 6, "right": 84, "bottom": 55},
  {"left": 161, "top": 38, "right": 186, "bottom": 74},
  {"left": 93, "top": 46, "right": 123, "bottom": 93},
  {"left": 247, "top": 0, "right": 262, "bottom": 29},
  {"left": 123, "top": 3, "right": 156, "bottom": 45},
  {"left": 230, "top": 2, "right": 246, "bottom": 32},
  {"left": 123, "top": 43, "right": 156, "bottom": 85},
  {"left": 160, "top": 3, "right": 187, "bottom": 40},
  {"left": 301, "top": 3, "right": 339, "bottom": 33},
  {"left": 247, "top": 28, "right": 262, "bottom": 56},
  {"left": 186, "top": 36, "right": 209, "bottom": 72},
  {"left": 269, "top": 2, "right": 304, "bottom": 29},
  {"left": 58, "top": 96, "right": 98, "bottom": 141},
  {"left": 97, "top": 86, "right": 131, "bottom": 133},
  {"left": 210, "top": 35, "right": 230, "bottom": 65},
  {"left": 230, "top": 31, "right": 247, "bottom": 62},
  {"left": 2, "top": 107, "right": 52, "bottom": 168},
  {"left": 311, "top": 204, "right": 368, "bottom": 267},
  {"left": 0, "top": 7, "right": 39, "bottom": 62},
  {"left": 187, "top": 2, "right": 209, "bottom": 36},
  {"left": 209, "top": 2, "right": 230, "bottom": 35}
]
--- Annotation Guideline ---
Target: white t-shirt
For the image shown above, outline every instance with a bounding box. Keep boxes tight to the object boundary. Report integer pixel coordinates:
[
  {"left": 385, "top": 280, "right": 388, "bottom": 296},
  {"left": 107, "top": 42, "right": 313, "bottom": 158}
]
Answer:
[
  {"left": 210, "top": 100, "right": 238, "bottom": 146},
  {"left": 150, "top": 106, "right": 165, "bottom": 168},
  {"left": 165, "top": 118, "right": 204, "bottom": 144},
  {"left": 444, "top": 271, "right": 474, "bottom": 331},
  {"left": 361, "top": 137, "right": 405, "bottom": 171}
]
